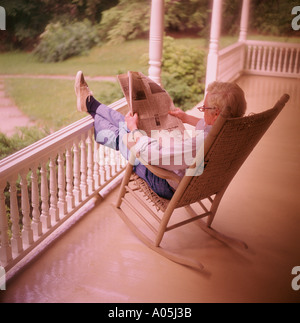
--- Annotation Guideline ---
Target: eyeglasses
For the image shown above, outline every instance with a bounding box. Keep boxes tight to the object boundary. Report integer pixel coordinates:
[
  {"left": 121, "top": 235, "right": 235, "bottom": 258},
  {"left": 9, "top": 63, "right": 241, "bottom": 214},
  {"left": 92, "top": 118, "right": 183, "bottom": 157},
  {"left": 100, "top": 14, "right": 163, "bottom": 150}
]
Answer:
[{"left": 197, "top": 105, "right": 217, "bottom": 112}]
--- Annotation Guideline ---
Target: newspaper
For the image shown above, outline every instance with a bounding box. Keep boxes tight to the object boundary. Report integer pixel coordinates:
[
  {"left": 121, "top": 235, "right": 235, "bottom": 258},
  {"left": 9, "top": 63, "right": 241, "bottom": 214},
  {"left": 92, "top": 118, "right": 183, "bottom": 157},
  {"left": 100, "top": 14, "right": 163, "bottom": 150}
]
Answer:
[{"left": 117, "top": 71, "right": 185, "bottom": 138}]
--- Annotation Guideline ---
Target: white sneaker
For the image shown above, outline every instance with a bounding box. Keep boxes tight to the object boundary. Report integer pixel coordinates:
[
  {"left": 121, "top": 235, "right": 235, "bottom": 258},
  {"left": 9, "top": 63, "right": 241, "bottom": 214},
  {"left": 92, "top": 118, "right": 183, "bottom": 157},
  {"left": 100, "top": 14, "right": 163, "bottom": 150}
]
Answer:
[{"left": 74, "top": 71, "right": 93, "bottom": 112}]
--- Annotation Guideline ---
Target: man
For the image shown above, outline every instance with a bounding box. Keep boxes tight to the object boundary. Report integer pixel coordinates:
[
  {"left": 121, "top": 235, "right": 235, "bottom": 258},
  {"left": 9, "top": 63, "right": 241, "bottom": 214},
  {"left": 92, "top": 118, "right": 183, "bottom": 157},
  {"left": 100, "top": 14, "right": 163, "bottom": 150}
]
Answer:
[{"left": 74, "top": 71, "right": 247, "bottom": 199}]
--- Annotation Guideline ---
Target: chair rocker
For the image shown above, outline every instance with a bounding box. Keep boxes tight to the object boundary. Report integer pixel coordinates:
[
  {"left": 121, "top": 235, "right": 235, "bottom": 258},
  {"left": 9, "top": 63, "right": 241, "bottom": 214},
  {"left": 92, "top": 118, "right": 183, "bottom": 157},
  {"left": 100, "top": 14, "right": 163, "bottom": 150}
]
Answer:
[{"left": 113, "top": 94, "right": 290, "bottom": 270}]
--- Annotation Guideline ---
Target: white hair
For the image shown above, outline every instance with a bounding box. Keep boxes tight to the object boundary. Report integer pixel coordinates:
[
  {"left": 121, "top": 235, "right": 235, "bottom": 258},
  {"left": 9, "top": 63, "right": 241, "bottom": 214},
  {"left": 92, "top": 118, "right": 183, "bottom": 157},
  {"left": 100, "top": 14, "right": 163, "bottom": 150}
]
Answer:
[{"left": 206, "top": 82, "right": 247, "bottom": 117}]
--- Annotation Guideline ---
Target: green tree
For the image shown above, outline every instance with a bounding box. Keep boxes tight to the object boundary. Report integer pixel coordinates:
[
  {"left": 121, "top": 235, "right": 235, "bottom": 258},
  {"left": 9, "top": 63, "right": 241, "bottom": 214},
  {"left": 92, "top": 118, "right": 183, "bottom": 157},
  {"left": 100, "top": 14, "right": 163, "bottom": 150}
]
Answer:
[
  {"left": 1, "top": 0, "right": 74, "bottom": 50},
  {"left": 98, "top": 0, "right": 212, "bottom": 44},
  {"left": 0, "top": 0, "right": 118, "bottom": 50},
  {"left": 164, "top": 0, "right": 210, "bottom": 35}
]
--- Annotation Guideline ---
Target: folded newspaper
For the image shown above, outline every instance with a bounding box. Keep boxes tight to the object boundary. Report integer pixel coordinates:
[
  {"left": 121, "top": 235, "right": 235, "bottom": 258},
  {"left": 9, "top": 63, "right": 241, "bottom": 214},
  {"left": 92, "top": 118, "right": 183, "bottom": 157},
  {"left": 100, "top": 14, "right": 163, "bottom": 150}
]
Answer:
[{"left": 117, "top": 71, "right": 185, "bottom": 138}]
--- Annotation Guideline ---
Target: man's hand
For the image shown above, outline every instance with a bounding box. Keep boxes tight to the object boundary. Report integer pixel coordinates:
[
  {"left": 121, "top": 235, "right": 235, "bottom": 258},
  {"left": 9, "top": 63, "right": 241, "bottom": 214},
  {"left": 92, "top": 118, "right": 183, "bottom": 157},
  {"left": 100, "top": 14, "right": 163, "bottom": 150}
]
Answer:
[
  {"left": 123, "top": 111, "right": 143, "bottom": 150},
  {"left": 125, "top": 111, "right": 139, "bottom": 131},
  {"left": 168, "top": 108, "right": 187, "bottom": 123},
  {"left": 169, "top": 107, "right": 201, "bottom": 126}
]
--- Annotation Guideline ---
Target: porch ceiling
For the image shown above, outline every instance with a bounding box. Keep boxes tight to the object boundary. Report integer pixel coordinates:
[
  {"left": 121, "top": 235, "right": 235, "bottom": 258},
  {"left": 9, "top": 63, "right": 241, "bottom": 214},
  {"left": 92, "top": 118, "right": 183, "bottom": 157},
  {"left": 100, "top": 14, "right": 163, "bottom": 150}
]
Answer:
[{"left": 1, "top": 75, "right": 300, "bottom": 303}]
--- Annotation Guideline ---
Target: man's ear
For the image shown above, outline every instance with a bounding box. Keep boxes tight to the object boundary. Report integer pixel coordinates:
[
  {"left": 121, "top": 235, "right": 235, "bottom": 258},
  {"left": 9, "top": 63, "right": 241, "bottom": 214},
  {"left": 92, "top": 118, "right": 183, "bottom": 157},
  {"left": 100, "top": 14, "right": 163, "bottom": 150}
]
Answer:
[{"left": 215, "top": 107, "right": 221, "bottom": 117}]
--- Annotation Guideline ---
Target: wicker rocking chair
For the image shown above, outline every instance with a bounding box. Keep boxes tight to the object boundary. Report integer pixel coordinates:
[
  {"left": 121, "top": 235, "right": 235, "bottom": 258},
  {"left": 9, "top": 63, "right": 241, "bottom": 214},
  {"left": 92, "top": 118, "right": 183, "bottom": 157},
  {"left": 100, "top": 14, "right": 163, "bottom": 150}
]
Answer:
[{"left": 113, "top": 94, "right": 290, "bottom": 270}]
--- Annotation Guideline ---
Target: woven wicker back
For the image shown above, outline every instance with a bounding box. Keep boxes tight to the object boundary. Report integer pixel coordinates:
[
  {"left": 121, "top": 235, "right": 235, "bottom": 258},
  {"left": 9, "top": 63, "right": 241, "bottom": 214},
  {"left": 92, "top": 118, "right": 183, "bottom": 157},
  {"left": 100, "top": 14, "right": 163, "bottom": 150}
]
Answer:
[{"left": 176, "top": 94, "right": 290, "bottom": 208}]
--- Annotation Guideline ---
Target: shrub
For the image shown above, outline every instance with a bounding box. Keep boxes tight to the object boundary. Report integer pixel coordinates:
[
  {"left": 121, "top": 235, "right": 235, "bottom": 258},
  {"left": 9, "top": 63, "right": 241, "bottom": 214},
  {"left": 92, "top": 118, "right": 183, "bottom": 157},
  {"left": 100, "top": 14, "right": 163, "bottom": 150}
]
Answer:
[
  {"left": 162, "top": 36, "right": 206, "bottom": 111},
  {"left": 0, "top": 126, "right": 49, "bottom": 160},
  {"left": 34, "top": 19, "right": 100, "bottom": 62},
  {"left": 99, "top": 0, "right": 150, "bottom": 44}
]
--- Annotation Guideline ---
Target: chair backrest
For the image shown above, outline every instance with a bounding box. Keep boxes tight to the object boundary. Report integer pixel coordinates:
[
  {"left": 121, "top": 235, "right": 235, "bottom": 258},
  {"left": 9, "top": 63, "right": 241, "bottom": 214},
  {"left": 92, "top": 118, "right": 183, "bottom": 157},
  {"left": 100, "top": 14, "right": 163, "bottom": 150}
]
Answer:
[{"left": 175, "top": 93, "right": 290, "bottom": 208}]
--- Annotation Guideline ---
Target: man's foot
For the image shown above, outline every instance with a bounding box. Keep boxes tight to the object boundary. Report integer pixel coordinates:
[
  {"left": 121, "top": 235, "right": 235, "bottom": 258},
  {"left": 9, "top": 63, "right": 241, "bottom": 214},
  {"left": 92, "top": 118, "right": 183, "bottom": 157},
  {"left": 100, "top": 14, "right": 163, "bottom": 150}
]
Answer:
[{"left": 74, "top": 71, "right": 93, "bottom": 112}]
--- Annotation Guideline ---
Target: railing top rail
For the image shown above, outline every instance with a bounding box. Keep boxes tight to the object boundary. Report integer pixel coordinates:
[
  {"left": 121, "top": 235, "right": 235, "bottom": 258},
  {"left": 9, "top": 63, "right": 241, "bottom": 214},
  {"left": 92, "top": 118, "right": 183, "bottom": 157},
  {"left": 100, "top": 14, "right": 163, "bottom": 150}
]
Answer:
[
  {"left": 219, "top": 41, "right": 245, "bottom": 56},
  {"left": 245, "top": 39, "right": 300, "bottom": 48}
]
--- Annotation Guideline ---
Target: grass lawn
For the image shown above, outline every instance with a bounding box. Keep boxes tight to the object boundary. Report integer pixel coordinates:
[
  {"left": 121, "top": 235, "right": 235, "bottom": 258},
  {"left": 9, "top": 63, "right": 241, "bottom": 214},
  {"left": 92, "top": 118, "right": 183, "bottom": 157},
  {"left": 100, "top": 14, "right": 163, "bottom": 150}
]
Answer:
[
  {"left": 1, "top": 35, "right": 298, "bottom": 76},
  {"left": 0, "top": 40, "right": 150, "bottom": 76},
  {"left": 4, "top": 78, "right": 123, "bottom": 131},
  {"left": 0, "top": 37, "right": 239, "bottom": 77}
]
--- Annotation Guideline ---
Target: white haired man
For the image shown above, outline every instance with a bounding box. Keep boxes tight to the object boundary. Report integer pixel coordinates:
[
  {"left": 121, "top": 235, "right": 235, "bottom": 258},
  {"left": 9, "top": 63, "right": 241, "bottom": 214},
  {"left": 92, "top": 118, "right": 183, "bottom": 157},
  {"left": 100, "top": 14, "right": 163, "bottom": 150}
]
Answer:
[{"left": 75, "top": 71, "right": 247, "bottom": 199}]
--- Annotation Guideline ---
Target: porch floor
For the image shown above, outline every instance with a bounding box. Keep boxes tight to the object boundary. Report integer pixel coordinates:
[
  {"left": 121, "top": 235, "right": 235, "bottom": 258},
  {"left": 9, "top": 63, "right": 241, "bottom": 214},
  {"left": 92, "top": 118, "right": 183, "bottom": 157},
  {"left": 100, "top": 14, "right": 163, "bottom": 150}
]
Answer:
[{"left": 1, "top": 75, "right": 300, "bottom": 303}]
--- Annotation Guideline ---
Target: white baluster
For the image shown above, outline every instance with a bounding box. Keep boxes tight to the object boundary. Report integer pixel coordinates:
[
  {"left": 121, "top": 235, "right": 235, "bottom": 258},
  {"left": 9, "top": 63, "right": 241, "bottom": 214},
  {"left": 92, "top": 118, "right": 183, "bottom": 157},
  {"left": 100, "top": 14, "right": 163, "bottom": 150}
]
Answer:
[
  {"left": 116, "top": 150, "right": 121, "bottom": 172},
  {"left": 0, "top": 182, "right": 12, "bottom": 266},
  {"left": 294, "top": 48, "right": 300, "bottom": 74},
  {"left": 272, "top": 47, "right": 278, "bottom": 72},
  {"left": 110, "top": 148, "right": 116, "bottom": 176},
  {"left": 294, "top": 48, "right": 298, "bottom": 74},
  {"left": 99, "top": 144, "right": 106, "bottom": 185},
  {"left": 120, "top": 149, "right": 127, "bottom": 169},
  {"left": 246, "top": 45, "right": 251, "bottom": 70},
  {"left": 73, "top": 139, "right": 82, "bottom": 204},
  {"left": 65, "top": 144, "right": 75, "bottom": 211},
  {"left": 283, "top": 48, "right": 288, "bottom": 73},
  {"left": 31, "top": 165, "right": 42, "bottom": 237},
  {"left": 20, "top": 170, "right": 34, "bottom": 246},
  {"left": 261, "top": 46, "right": 267, "bottom": 71},
  {"left": 267, "top": 47, "right": 272, "bottom": 72},
  {"left": 93, "top": 141, "right": 100, "bottom": 188},
  {"left": 257, "top": 46, "right": 262, "bottom": 70},
  {"left": 9, "top": 176, "right": 23, "bottom": 255},
  {"left": 49, "top": 155, "right": 59, "bottom": 223},
  {"left": 40, "top": 161, "right": 51, "bottom": 231},
  {"left": 57, "top": 150, "right": 67, "bottom": 216},
  {"left": 80, "top": 135, "right": 88, "bottom": 199},
  {"left": 288, "top": 48, "right": 294, "bottom": 74},
  {"left": 87, "top": 130, "right": 95, "bottom": 194},
  {"left": 278, "top": 47, "right": 283, "bottom": 73},
  {"left": 251, "top": 45, "right": 257, "bottom": 70},
  {"left": 105, "top": 146, "right": 111, "bottom": 180}
]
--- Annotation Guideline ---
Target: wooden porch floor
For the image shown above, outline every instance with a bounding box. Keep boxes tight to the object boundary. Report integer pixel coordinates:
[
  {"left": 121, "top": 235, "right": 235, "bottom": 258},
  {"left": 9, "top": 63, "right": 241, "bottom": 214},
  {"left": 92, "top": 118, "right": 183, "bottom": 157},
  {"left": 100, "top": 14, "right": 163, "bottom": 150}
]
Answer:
[{"left": 1, "top": 75, "right": 300, "bottom": 303}]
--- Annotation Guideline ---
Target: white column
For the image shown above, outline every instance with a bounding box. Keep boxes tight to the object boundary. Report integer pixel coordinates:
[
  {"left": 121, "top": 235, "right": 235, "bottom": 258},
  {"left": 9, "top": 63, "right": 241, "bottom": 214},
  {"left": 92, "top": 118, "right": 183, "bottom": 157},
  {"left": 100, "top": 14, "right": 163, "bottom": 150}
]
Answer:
[
  {"left": 239, "top": 0, "right": 250, "bottom": 42},
  {"left": 148, "top": 0, "right": 164, "bottom": 85},
  {"left": 205, "top": 0, "right": 223, "bottom": 89}
]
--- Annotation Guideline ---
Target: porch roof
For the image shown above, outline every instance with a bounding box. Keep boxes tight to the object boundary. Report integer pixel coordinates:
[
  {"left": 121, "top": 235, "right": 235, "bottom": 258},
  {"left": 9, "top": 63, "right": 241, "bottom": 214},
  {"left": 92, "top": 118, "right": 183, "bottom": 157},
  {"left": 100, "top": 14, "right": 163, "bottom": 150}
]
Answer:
[{"left": 1, "top": 74, "right": 299, "bottom": 303}]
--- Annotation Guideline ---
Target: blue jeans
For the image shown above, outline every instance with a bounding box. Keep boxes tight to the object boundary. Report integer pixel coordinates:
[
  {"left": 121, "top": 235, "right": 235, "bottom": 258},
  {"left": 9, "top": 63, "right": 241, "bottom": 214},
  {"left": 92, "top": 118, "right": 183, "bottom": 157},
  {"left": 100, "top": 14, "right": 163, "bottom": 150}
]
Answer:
[{"left": 87, "top": 97, "right": 174, "bottom": 199}]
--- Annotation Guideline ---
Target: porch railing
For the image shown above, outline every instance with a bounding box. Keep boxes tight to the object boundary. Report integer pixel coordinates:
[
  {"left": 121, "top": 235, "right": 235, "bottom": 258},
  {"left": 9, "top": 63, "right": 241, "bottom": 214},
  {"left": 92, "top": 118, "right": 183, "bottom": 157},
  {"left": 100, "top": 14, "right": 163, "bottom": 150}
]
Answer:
[
  {"left": 217, "top": 40, "right": 300, "bottom": 83},
  {"left": 244, "top": 40, "right": 300, "bottom": 78},
  {"left": 217, "top": 42, "right": 246, "bottom": 82},
  {"left": 0, "top": 98, "right": 128, "bottom": 272}
]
